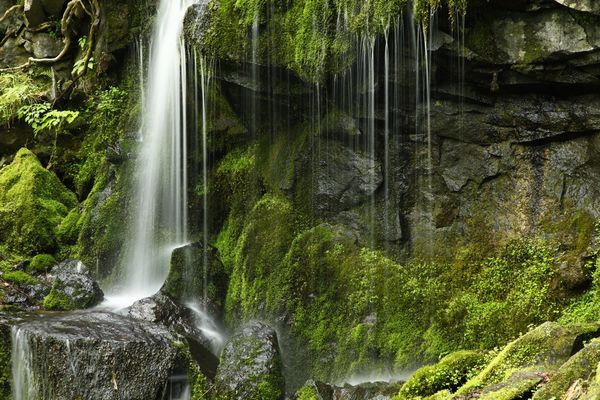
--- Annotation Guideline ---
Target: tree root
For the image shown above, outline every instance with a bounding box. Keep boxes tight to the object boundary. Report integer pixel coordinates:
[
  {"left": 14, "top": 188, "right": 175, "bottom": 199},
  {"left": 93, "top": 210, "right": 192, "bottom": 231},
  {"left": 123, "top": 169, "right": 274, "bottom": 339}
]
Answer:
[{"left": 0, "top": 4, "right": 23, "bottom": 25}]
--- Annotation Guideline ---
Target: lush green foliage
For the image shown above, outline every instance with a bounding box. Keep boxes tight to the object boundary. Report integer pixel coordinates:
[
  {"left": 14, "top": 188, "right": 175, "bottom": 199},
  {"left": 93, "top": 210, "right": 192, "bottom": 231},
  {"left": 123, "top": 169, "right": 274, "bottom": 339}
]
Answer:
[
  {"left": 18, "top": 102, "right": 79, "bottom": 137},
  {"left": 0, "top": 72, "right": 44, "bottom": 126}
]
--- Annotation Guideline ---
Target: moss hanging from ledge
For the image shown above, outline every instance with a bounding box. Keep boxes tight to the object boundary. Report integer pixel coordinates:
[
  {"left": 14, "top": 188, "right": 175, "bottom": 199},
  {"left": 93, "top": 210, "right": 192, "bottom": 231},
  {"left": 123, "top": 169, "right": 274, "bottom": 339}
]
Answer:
[{"left": 197, "top": 0, "right": 467, "bottom": 82}]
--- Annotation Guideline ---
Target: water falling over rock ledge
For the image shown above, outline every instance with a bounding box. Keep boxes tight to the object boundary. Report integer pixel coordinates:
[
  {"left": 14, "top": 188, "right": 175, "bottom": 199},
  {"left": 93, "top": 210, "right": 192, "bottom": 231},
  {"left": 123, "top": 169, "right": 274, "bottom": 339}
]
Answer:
[{"left": 6, "top": 311, "right": 183, "bottom": 400}]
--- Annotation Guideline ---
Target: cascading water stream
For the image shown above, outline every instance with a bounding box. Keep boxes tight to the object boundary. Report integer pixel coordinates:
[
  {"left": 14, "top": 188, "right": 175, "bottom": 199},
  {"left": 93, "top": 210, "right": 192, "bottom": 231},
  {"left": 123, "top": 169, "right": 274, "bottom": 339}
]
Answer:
[
  {"left": 11, "top": 327, "right": 34, "bottom": 400},
  {"left": 105, "top": 0, "right": 198, "bottom": 308}
]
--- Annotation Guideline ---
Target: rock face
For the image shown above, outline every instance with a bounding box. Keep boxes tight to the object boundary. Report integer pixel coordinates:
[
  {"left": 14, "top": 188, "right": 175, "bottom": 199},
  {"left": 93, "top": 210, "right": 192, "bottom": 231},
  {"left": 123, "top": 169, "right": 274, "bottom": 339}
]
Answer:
[
  {"left": 9, "top": 311, "right": 180, "bottom": 400},
  {"left": 455, "top": 322, "right": 600, "bottom": 399},
  {"left": 44, "top": 259, "right": 104, "bottom": 310},
  {"left": 215, "top": 322, "right": 285, "bottom": 400},
  {"left": 308, "top": 139, "right": 383, "bottom": 216}
]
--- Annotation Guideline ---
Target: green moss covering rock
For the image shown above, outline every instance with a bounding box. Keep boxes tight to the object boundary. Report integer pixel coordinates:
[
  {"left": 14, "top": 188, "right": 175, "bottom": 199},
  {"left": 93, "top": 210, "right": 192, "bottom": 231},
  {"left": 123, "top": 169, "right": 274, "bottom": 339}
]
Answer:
[
  {"left": 396, "top": 350, "right": 486, "bottom": 399},
  {"left": 27, "top": 253, "right": 56, "bottom": 273},
  {"left": 0, "top": 148, "right": 77, "bottom": 256},
  {"left": 457, "top": 322, "right": 600, "bottom": 395},
  {"left": 0, "top": 319, "right": 13, "bottom": 400},
  {"left": 3, "top": 270, "right": 38, "bottom": 285},
  {"left": 476, "top": 372, "right": 543, "bottom": 400},
  {"left": 195, "top": 0, "right": 467, "bottom": 82},
  {"left": 42, "top": 259, "right": 103, "bottom": 311},
  {"left": 532, "top": 339, "right": 600, "bottom": 400},
  {"left": 215, "top": 321, "right": 285, "bottom": 400}
]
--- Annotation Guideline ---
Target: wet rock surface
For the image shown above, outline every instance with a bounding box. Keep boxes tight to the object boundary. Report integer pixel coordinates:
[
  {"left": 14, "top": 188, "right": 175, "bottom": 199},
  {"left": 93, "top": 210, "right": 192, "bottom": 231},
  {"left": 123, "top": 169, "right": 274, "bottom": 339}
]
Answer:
[
  {"left": 162, "top": 241, "right": 228, "bottom": 317},
  {"left": 128, "top": 291, "right": 220, "bottom": 377},
  {"left": 1, "top": 259, "right": 103, "bottom": 311},
  {"left": 8, "top": 311, "right": 180, "bottom": 400},
  {"left": 295, "top": 380, "right": 404, "bottom": 400},
  {"left": 45, "top": 259, "right": 104, "bottom": 310},
  {"left": 304, "top": 139, "right": 383, "bottom": 216},
  {"left": 215, "top": 321, "right": 285, "bottom": 400}
]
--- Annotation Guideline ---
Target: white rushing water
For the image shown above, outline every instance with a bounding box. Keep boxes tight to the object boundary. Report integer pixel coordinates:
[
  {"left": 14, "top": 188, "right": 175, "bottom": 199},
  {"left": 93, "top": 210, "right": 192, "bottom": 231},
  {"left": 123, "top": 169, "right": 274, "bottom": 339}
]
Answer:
[
  {"left": 12, "top": 327, "right": 34, "bottom": 400},
  {"left": 106, "top": 0, "right": 199, "bottom": 308}
]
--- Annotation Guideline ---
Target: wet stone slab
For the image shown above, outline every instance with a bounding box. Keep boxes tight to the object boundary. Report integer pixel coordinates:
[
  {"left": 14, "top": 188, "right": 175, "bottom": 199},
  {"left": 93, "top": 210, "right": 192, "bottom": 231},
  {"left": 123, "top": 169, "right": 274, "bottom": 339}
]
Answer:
[{"left": 6, "top": 311, "right": 181, "bottom": 400}]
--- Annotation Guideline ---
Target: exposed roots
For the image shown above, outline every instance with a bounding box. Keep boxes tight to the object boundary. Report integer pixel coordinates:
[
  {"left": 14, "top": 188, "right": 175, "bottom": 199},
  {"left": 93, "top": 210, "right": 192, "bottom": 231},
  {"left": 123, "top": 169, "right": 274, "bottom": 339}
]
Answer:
[{"left": 0, "top": 4, "right": 23, "bottom": 25}]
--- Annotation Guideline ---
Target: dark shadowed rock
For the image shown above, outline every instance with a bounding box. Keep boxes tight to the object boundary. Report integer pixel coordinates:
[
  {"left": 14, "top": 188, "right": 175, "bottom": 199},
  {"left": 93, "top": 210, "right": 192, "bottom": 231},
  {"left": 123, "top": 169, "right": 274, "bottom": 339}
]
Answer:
[
  {"left": 23, "top": 0, "right": 46, "bottom": 27},
  {"left": 29, "top": 32, "right": 63, "bottom": 59},
  {"left": 215, "top": 321, "right": 285, "bottom": 400},
  {"left": 40, "top": 0, "right": 67, "bottom": 16},
  {"left": 162, "top": 242, "right": 228, "bottom": 318},
  {"left": 9, "top": 311, "right": 180, "bottom": 400}
]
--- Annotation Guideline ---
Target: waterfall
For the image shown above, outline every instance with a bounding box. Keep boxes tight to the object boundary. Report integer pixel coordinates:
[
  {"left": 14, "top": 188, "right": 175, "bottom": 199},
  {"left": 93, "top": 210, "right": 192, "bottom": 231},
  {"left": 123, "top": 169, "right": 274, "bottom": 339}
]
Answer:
[
  {"left": 11, "top": 327, "right": 35, "bottom": 400},
  {"left": 107, "top": 0, "right": 199, "bottom": 307}
]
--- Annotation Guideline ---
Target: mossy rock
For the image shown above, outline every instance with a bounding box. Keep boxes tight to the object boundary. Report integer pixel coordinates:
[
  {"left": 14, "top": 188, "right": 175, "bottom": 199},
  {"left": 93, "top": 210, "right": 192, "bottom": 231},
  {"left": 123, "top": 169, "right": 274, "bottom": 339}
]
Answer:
[
  {"left": 476, "top": 371, "right": 543, "bottom": 400},
  {"left": 294, "top": 382, "right": 323, "bottom": 400},
  {"left": 224, "top": 193, "right": 300, "bottom": 322},
  {"left": 2, "top": 270, "right": 38, "bottom": 286},
  {"left": 457, "top": 322, "right": 600, "bottom": 395},
  {"left": 162, "top": 241, "right": 228, "bottom": 317},
  {"left": 397, "top": 350, "right": 486, "bottom": 399},
  {"left": 532, "top": 339, "right": 600, "bottom": 400},
  {"left": 422, "top": 390, "right": 452, "bottom": 400},
  {"left": 0, "top": 318, "right": 14, "bottom": 400},
  {"left": 215, "top": 322, "right": 285, "bottom": 400},
  {"left": 27, "top": 253, "right": 56, "bottom": 274},
  {"left": 0, "top": 148, "right": 77, "bottom": 256}
]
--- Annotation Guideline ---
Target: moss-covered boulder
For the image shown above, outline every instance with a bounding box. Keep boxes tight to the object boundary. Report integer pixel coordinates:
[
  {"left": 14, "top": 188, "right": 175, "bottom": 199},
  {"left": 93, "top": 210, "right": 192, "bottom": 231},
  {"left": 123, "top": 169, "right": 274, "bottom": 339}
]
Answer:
[
  {"left": 215, "top": 321, "right": 285, "bottom": 400},
  {"left": 457, "top": 322, "right": 600, "bottom": 397},
  {"left": 475, "top": 371, "right": 544, "bottom": 400},
  {"left": 532, "top": 339, "right": 600, "bottom": 399},
  {"left": 0, "top": 148, "right": 77, "bottom": 256},
  {"left": 26, "top": 253, "right": 56, "bottom": 274},
  {"left": 162, "top": 241, "right": 228, "bottom": 317},
  {"left": 396, "top": 350, "right": 486, "bottom": 399},
  {"left": 42, "top": 259, "right": 103, "bottom": 311}
]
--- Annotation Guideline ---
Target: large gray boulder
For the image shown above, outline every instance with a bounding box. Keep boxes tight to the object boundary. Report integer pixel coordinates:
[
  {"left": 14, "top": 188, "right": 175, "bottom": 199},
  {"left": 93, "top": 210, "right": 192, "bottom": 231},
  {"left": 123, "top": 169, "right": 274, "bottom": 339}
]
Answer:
[
  {"left": 10, "top": 311, "right": 180, "bottom": 400},
  {"left": 44, "top": 259, "right": 104, "bottom": 310},
  {"left": 215, "top": 322, "right": 285, "bottom": 400}
]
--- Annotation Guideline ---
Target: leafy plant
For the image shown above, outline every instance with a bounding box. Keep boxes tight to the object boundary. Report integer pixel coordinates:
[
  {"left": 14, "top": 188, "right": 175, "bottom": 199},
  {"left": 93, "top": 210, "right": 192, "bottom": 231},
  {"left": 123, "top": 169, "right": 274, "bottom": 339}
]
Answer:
[
  {"left": 18, "top": 102, "right": 79, "bottom": 136},
  {"left": 72, "top": 57, "right": 94, "bottom": 76},
  {"left": 0, "top": 72, "right": 44, "bottom": 127}
]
